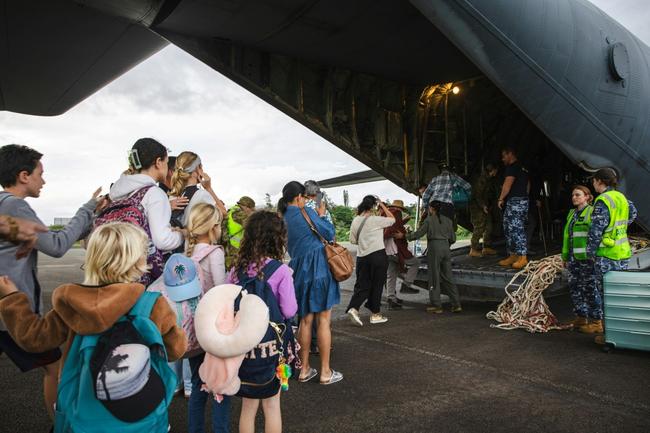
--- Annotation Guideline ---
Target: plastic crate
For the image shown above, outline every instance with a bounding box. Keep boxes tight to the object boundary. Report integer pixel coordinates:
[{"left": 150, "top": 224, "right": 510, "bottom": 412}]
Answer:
[{"left": 603, "top": 271, "right": 650, "bottom": 352}]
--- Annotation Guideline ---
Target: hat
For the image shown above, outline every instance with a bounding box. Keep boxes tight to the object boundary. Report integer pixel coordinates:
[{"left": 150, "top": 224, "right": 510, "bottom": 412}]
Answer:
[
  {"left": 237, "top": 196, "right": 256, "bottom": 209},
  {"left": 90, "top": 322, "right": 165, "bottom": 422},
  {"left": 163, "top": 254, "right": 202, "bottom": 302},
  {"left": 592, "top": 167, "right": 618, "bottom": 182},
  {"left": 194, "top": 284, "right": 269, "bottom": 358},
  {"left": 388, "top": 199, "right": 407, "bottom": 211}
]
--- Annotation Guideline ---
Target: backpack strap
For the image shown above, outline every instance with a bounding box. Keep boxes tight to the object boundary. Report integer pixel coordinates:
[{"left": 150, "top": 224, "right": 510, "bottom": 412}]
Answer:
[
  {"left": 129, "top": 184, "right": 155, "bottom": 202},
  {"left": 261, "top": 259, "right": 282, "bottom": 280},
  {"left": 191, "top": 244, "right": 219, "bottom": 263},
  {"left": 129, "top": 291, "right": 162, "bottom": 318}
]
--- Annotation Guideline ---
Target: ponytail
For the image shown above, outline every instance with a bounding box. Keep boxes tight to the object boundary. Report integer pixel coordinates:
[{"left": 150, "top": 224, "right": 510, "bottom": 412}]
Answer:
[
  {"left": 169, "top": 151, "right": 199, "bottom": 197},
  {"left": 277, "top": 197, "right": 289, "bottom": 215},
  {"left": 277, "top": 181, "right": 305, "bottom": 215}
]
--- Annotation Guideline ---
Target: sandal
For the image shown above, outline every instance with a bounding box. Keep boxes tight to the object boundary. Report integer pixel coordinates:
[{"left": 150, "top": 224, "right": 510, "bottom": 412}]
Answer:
[
  {"left": 298, "top": 367, "right": 318, "bottom": 383},
  {"left": 320, "top": 369, "right": 343, "bottom": 385}
]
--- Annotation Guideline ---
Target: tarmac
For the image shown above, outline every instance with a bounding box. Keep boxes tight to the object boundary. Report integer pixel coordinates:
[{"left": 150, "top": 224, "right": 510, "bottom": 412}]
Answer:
[{"left": 1, "top": 248, "right": 650, "bottom": 433}]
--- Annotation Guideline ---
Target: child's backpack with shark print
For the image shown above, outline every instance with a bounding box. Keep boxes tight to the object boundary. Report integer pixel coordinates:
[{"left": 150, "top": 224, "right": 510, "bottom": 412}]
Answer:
[{"left": 54, "top": 291, "right": 176, "bottom": 433}]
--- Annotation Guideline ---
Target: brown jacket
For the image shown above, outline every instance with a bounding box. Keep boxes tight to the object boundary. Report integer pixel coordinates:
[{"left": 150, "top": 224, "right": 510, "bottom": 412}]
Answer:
[{"left": 0, "top": 282, "right": 187, "bottom": 375}]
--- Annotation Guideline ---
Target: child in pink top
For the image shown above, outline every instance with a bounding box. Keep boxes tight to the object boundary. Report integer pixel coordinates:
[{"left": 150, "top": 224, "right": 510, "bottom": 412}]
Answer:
[
  {"left": 184, "top": 203, "right": 229, "bottom": 433},
  {"left": 227, "top": 210, "right": 298, "bottom": 433}
]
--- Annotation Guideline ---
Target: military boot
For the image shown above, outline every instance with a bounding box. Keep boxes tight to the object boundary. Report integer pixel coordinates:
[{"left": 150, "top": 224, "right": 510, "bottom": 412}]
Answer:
[
  {"left": 468, "top": 248, "right": 482, "bottom": 258},
  {"left": 482, "top": 247, "right": 498, "bottom": 256},
  {"left": 568, "top": 316, "right": 588, "bottom": 328},
  {"left": 579, "top": 320, "right": 603, "bottom": 334},
  {"left": 498, "top": 255, "right": 518, "bottom": 266},
  {"left": 512, "top": 255, "right": 528, "bottom": 270}
]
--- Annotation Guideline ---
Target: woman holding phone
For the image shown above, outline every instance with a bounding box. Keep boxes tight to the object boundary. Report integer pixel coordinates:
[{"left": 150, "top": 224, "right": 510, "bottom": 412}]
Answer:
[
  {"left": 346, "top": 195, "right": 394, "bottom": 326},
  {"left": 168, "top": 151, "right": 227, "bottom": 227}
]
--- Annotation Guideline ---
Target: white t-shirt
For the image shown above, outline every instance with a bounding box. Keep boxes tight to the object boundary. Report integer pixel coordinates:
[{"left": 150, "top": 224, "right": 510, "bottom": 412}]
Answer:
[{"left": 349, "top": 215, "right": 395, "bottom": 257}]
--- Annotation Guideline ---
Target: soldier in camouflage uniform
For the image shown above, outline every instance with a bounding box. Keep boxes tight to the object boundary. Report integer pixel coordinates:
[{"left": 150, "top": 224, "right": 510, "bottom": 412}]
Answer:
[
  {"left": 584, "top": 168, "right": 637, "bottom": 338},
  {"left": 497, "top": 148, "right": 530, "bottom": 270},
  {"left": 469, "top": 163, "right": 498, "bottom": 257},
  {"left": 222, "top": 196, "right": 256, "bottom": 269},
  {"left": 561, "top": 185, "right": 596, "bottom": 328}
]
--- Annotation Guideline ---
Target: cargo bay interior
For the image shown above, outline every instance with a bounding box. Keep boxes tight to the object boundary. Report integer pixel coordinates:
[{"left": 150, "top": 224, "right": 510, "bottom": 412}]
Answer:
[{"left": 149, "top": 1, "right": 618, "bottom": 296}]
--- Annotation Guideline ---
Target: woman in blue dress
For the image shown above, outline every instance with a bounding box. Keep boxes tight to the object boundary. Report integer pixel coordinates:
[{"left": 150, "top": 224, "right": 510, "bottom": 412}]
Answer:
[{"left": 278, "top": 181, "right": 343, "bottom": 385}]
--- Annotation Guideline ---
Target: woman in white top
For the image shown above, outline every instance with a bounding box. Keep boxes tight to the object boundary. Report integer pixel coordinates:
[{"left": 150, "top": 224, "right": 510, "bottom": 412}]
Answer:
[
  {"left": 109, "top": 138, "right": 185, "bottom": 284},
  {"left": 346, "top": 195, "right": 394, "bottom": 326},
  {"left": 168, "top": 151, "right": 227, "bottom": 227}
]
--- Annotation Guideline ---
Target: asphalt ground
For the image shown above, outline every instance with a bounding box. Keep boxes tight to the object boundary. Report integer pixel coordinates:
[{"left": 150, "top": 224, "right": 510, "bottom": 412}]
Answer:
[{"left": 1, "top": 249, "right": 650, "bottom": 433}]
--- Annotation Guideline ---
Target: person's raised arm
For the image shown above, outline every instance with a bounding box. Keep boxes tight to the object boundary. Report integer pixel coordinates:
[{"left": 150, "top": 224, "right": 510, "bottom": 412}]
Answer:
[
  {"left": 0, "top": 277, "right": 68, "bottom": 352},
  {"left": 0, "top": 215, "right": 48, "bottom": 259},
  {"left": 32, "top": 188, "right": 100, "bottom": 258},
  {"left": 376, "top": 200, "right": 394, "bottom": 220}
]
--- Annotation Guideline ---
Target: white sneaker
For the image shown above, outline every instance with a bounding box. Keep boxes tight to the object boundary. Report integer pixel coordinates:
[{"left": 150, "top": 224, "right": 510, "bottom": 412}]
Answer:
[
  {"left": 370, "top": 313, "right": 388, "bottom": 324},
  {"left": 348, "top": 308, "right": 363, "bottom": 327}
]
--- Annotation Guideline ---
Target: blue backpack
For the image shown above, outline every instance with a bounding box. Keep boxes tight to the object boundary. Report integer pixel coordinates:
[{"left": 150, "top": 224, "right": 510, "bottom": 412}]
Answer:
[
  {"left": 235, "top": 260, "right": 295, "bottom": 399},
  {"left": 54, "top": 292, "right": 176, "bottom": 433}
]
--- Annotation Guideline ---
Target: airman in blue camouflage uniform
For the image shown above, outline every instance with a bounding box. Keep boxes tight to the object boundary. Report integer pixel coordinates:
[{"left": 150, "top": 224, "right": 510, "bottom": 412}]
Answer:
[
  {"left": 583, "top": 168, "right": 637, "bottom": 336},
  {"left": 561, "top": 185, "right": 596, "bottom": 328}
]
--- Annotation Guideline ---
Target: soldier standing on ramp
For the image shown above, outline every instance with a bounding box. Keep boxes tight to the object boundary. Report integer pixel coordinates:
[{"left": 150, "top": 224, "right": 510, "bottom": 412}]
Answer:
[{"left": 469, "top": 163, "right": 498, "bottom": 258}]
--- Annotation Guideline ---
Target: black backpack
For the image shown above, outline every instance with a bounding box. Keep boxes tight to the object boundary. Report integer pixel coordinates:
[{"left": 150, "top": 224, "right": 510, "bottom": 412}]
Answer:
[{"left": 235, "top": 260, "right": 294, "bottom": 399}]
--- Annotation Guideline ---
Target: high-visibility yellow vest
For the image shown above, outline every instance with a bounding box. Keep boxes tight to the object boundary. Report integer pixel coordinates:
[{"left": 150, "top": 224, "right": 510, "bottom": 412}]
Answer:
[
  {"left": 227, "top": 206, "right": 244, "bottom": 249},
  {"left": 595, "top": 190, "right": 631, "bottom": 260},
  {"left": 562, "top": 205, "right": 592, "bottom": 261}
]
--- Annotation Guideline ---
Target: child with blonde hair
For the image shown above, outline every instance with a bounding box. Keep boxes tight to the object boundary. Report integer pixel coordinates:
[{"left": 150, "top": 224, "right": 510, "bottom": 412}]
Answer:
[
  {"left": 168, "top": 151, "right": 227, "bottom": 227},
  {"left": 0, "top": 222, "right": 187, "bottom": 431},
  {"left": 184, "top": 203, "right": 231, "bottom": 433}
]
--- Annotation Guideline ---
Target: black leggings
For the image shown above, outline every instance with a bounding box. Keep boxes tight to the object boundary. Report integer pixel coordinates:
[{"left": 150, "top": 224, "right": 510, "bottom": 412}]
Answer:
[{"left": 347, "top": 249, "right": 389, "bottom": 314}]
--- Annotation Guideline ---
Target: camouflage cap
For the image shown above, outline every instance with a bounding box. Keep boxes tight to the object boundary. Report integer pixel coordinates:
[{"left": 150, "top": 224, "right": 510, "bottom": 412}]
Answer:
[{"left": 237, "top": 196, "right": 256, "bottom": 209}]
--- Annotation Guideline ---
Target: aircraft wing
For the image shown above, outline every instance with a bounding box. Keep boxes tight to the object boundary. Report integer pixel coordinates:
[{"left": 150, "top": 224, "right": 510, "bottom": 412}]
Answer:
[{"left": 0, "top": 0, "right": 167, "bottom": 116}]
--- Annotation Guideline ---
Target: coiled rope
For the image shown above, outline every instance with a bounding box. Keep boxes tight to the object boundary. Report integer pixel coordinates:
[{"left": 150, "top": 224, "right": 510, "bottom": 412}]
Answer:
[{"left": 486, "top": 255, "right": 569, "bottom": 333}]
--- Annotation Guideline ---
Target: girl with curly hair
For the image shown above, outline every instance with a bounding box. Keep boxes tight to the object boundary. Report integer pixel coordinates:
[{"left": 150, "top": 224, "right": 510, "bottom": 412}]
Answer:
[{"left": 227, "top": 210, "right": 298, "bottom": 433}]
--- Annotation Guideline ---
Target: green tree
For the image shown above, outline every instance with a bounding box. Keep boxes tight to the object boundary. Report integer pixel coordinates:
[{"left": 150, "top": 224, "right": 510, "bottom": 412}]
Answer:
[{"left": 330, "top": 205, "right": 355, "bottom": 242}]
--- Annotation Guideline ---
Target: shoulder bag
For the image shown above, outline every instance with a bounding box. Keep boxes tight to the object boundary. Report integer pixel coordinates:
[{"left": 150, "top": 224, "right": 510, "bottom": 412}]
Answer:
[{"left": 300, "top": 208, "right": 354, "bottom": 282}]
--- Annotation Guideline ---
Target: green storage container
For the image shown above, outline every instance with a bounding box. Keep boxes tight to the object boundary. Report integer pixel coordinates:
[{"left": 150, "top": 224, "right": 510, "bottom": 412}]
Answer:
[{"left": 603, "top": 271, "right": 650, "bottom": 352}]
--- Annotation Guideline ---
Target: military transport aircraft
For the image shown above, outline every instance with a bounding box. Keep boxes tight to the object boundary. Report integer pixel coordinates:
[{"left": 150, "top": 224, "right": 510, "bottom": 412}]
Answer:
[{"left": 2, "top": 0, "right": 650, "bottom": 297}]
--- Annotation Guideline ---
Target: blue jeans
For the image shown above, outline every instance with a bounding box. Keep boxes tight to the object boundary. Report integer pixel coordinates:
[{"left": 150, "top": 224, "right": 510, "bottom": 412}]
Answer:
[
  {"left": 169, "top": 359, "right": 192, "bottom": 394},
  {"left": 188, "top": 354, "right": 231, "bottom": 433}
]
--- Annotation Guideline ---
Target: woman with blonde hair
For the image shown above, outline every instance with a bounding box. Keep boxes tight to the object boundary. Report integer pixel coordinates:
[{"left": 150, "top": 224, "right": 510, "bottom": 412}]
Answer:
[
  {"left": 184, "top": 203, "right": 230, "bottom": 433},
  {"left": 0, "top": 222, "right": 187, "bottom": 428},
  {"left": 169, "top": 151, "right": 227, "bottom": 227}
]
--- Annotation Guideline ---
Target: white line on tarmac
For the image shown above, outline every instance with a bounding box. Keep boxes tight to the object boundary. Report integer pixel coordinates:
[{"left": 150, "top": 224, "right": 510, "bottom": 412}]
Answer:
[{"left": 334, "top": 328, "right": 650, "bottom": 414}]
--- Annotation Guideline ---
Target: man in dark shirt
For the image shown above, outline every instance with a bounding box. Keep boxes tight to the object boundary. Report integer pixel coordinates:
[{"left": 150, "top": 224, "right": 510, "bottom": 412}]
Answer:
[{"left": 497, "top": 147, "right": 530, "bottom": 269}]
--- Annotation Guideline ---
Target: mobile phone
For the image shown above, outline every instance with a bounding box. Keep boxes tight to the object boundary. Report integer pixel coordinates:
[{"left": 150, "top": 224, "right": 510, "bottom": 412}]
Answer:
[{"left": 315, "top": 192, "right": 324, "bottom": 207}]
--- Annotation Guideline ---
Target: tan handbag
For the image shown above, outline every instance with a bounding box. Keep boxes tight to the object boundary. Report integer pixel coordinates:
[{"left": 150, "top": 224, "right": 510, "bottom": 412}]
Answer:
[{"left": 300, "top": 208, "right": 354, "bottom": 282}]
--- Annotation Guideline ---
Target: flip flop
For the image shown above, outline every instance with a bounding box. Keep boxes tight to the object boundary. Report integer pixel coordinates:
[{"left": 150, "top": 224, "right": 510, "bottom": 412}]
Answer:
[
  {"left": 298, "top": 367, "right": 318, "bottom": 383},
  {"left": 320, "top": 369, "right": 343, "bottom": 385}
]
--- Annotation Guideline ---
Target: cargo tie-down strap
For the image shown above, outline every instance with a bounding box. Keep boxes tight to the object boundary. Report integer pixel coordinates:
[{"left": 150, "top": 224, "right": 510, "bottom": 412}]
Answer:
[{"left": 486, "top": 255, "right": 570, "bottom": 333}]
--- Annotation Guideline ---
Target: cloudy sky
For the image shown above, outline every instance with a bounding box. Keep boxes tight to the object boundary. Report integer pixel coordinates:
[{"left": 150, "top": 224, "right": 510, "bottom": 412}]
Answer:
[{"left": 0, "top": 1, "right": 648, "bottom": 224}]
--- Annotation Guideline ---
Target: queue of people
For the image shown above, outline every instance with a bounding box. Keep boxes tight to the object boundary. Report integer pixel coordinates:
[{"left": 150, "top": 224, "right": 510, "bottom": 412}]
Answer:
[
  {"left": 0, "top": 138, "right": 641, "bottom": 431},
  {"left": 0, "top": 141, "right": 348, "bottom": 433}
]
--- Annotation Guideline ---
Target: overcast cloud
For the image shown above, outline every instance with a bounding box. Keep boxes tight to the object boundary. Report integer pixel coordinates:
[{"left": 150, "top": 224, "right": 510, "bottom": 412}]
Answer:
[{"left": 0, "top": 0, "right": 647, "bottom": 224}]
